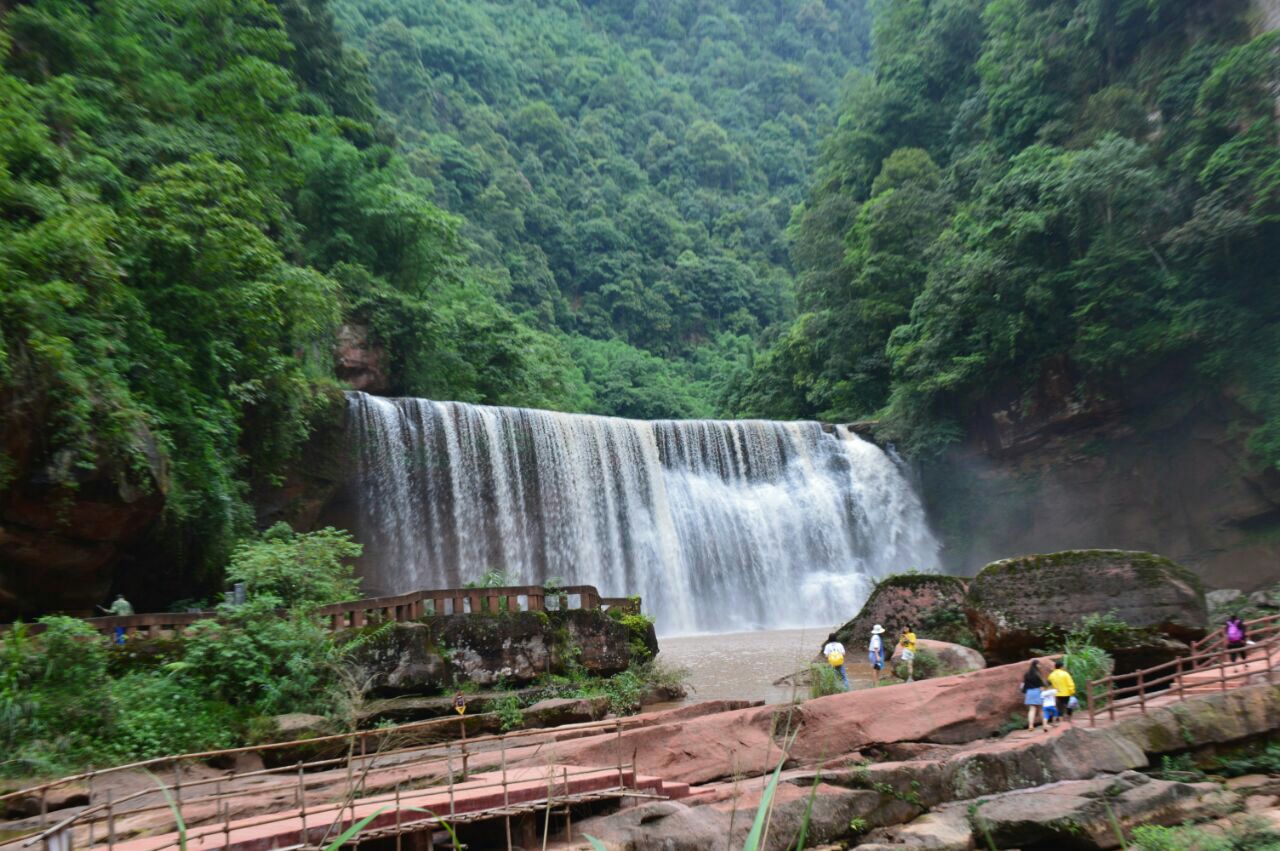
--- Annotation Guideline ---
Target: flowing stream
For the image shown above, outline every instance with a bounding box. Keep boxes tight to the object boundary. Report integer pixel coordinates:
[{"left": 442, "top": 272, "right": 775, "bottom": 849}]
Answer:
[{"left": 345, "top": 392, "right": 939, "bottom": 634}]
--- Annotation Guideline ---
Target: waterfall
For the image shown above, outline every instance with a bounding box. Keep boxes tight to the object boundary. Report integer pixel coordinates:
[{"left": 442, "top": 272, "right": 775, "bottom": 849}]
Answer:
[{"left": 345, "top": 392, "right": 939, "bottom": 634}]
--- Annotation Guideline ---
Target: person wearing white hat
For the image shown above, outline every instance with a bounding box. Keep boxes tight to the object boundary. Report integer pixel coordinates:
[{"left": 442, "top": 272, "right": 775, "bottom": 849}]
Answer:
[{"left": 868, "top": 624, "right": 886, "bottom": 686}]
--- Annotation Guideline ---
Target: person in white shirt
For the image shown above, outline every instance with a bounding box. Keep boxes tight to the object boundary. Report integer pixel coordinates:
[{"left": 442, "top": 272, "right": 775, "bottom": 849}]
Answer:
[
  {"left": 1040, "top": 686, "right": 1058, "bottom": 732},
  {"left": 868, "top": 624, "right": 886, "bottom": 686},
  {"left": 822, "top": 634, "right": 850, "bottom": 691}
]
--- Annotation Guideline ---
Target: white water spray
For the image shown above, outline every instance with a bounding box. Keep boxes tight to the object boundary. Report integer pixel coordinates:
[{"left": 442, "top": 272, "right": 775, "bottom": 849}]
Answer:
[{"left": 346, "top": 392, "right": 939, "bottom": 634}]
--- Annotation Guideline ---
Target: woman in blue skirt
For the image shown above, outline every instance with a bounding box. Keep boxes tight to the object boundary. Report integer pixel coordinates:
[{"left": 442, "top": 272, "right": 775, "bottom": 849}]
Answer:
[{"left": 1022, "top": 660, "right": 1045, "bottom": 731}]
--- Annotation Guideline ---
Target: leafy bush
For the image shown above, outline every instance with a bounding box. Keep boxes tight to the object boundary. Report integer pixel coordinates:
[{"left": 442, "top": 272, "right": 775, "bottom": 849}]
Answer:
[
  {"left": 1132, "top": 819, "right": 1280, "bottom": 851},
  {"left": 105, "top": 674, "right": 239, "bottom": 760},
  {"left": 493, "top": 696, "right": 524, "bottom": 732},
  {"left": 226, "top": 523, "right": 362, "bottom": 609},
  {"left": 893, "top": 647, "right": 942, "bottom": 681},
  {"left": 809, "top": 663, "right": 843, "bottom": 699},
  {"left": 178, "top": 601, "right": 340, "bottom": 716},
  {"left": 1215, "top": 742, "right": 1280, "bottom": 778}
]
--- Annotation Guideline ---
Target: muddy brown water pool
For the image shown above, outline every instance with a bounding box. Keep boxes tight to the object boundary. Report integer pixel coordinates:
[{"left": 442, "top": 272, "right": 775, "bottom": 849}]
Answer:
[{"left": 651, "top": 626, "right": 878, "bottom": 706}]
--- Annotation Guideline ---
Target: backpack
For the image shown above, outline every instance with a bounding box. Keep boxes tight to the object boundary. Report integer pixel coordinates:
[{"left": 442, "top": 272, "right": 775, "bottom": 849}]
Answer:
[
  {"left": 827, "top": 651, "right": 844, "bottom": 667},
  {"left": 1227, "top": 620, "right": 1244, "bottom": 642}
]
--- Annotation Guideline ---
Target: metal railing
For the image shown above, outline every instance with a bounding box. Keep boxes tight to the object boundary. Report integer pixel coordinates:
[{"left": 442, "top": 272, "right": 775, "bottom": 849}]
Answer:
[
  {"left": 1088, "top": 628, "right": 1280, "bottom": 726},
  {"left": 3, "top": 585, "right": 640, "bottom": 638},
  {"left": 5, "top": 715, "right": 649, "bottom": 849}
]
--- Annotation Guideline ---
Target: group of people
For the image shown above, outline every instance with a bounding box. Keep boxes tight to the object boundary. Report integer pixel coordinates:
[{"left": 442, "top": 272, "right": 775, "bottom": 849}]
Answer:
[
  {"left": 1021, "top": 659, "right": 1078, "bottom": 730},
  {"left": 821, "top": 623, "right": 917, "bottom": 691}
]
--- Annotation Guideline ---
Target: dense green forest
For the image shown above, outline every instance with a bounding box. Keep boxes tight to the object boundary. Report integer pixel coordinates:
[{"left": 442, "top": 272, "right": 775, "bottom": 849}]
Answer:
[
  {"left": 330, "top": 0, "right": 869, "bottom": 418},
  {"left": 0, "top": 0, "right": 866, "bottom": 577},
  {"left": 3, "top": 0, "right": 1279, "bottom": 589},
  {"left": 731, "top": 0, "right": 1280, "bottom": 467}
]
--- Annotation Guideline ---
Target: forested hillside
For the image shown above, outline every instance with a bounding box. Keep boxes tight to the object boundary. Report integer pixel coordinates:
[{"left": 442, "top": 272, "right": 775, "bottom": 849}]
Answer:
[
  {"left": 0, "top": 0, "right": 601, "bottom": 579},
  {"left": 0, "top": 0, "right": 869, "bottom": 597},
  {"left": 331, "top": 0, "right": 868, "bottom": 417},
  {"left": 733, "top": 0, "right": 1280, "bottom": 469}
]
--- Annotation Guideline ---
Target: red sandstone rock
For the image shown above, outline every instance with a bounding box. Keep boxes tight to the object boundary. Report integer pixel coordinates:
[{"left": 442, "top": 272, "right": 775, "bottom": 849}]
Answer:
[{"left": 529, "top": 656, "right": 1054, "bottom": 785}]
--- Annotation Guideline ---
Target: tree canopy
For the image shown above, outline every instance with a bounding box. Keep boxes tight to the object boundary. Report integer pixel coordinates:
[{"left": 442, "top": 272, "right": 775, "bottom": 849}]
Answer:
[{"left": 732, "top": 0, "right": 1280, "bottom": 468}]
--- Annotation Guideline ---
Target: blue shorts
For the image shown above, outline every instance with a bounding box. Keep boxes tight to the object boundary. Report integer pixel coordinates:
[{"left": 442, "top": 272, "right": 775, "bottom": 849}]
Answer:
[
  {"left": 868, "top": 652, "right": 882, "bottom": 670},
  {"left": 1043, "top": 705, "right": 1058, "bottom": 719},
  {"left": 1024, "top": 688, "right": 1042, "bottom": 705}
]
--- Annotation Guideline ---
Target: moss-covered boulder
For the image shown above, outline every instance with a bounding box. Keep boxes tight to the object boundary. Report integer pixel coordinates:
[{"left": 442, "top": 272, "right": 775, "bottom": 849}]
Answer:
[
  {"left": 346, "top": 609, "right": 638, "bottom": 696},
  {"left": 966, "top": 549, "right": 1208, "bottom": 663},
  {"left": 831, "top": 573, "right": 975, "bottom": 651}
]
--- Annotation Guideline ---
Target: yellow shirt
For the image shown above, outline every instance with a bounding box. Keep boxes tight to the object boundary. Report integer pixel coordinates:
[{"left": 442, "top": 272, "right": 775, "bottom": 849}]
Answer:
[
  {"left": 1048, "top": 668, "right": 1075, "bottom": 697},
  {"left": 901, "top": 632, "right": 917, "bottom": 653}
]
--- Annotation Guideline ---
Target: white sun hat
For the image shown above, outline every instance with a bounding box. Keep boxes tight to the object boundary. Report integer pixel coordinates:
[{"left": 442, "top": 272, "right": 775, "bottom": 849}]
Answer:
[{"left": 871, "top": 624, "right": 885, "bottom": 634}]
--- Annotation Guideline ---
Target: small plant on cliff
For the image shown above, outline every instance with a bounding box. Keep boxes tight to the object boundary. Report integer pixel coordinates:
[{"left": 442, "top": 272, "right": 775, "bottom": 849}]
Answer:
[
  {"left": 226, "top": 523, "right": 362, "bottom": 609},
  {"left": 493, "top": 696, "right": 524, "bottom": 732}
]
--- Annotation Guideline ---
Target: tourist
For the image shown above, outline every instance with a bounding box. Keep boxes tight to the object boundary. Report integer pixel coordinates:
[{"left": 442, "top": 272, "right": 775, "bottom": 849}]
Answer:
[
  {"left": 868, "top": 624, "right": 886, "bottom": 686},
  {"left": 1022, "top": 660, "right": 1044, "bottom": 731},
  {"left": 896, "top": 625, "right": 918, "bottom": 683},
  {"left": 1047, "top": 659, "right": 1076, "bottom": 723},
  {"left": 1040, "top": 684, "right": 1058, "bottom": 731},
  {"left": 97, "top": 593, "right": 134, "bottom": 645},
  {"left": 1226, "top": 614, "right": 1247, "bottom": 664},
  {"left": 823, "top": 634, "right": 850, "bottom": 691}
]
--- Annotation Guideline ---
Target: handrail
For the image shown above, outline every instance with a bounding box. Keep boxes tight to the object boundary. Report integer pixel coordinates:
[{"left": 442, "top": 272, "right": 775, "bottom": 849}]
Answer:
[
  {"left": 1088, "top": 627, "right": 1280, "bottom": 726},
  {"left": 13, "top": 717, "right": 643, "bottom": 849},
  {"left": 1189, "top": 611, "right": 1280, "bottom": 659},
  {"left": 1, "top": 583, "right": 638, "bottom": 638}
]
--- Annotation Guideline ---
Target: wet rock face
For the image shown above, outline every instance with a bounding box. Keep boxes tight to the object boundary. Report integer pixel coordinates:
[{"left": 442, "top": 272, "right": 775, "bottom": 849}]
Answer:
[
  {"left": 966, "top": 549, "right": 1208, "bottom": 663},
  {"left": 346, "top": 610, "right": 638, "bottom": 696}
]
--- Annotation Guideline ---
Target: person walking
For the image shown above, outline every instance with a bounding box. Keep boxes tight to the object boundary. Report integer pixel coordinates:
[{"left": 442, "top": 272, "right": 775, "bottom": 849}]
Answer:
[
  {"left": 1047, "top": 659, "right": 1076, "bottom": 724},
  {"left": 868, "top": 624, "right": 886, "bottom": 686},
  {"left": 897, "top": 625, "right": 918, "bottom": 682},
  {"left": 1225, "top": 614, "right": 1247, "bottom": 664},
  {"left": 1022, "top": 660, "right": 1045, "bottom": 731},
  {"left": 823, "top": 634, "right": 850, "bottom": 691},
  {"left": 97, "top": 593, "right": 134, "bottom": 645}
]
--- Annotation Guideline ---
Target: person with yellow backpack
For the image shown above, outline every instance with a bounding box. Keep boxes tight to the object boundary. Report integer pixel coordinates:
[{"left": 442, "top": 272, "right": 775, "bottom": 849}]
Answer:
[{"left": 822, "top": 634, "right": 850, "bottom": 691}]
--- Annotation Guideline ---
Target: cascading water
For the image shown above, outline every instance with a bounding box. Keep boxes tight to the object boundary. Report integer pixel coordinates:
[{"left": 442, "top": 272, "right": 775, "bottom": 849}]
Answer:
[{"left": 345, "top": 392, "right": 939, "bottom": 634}]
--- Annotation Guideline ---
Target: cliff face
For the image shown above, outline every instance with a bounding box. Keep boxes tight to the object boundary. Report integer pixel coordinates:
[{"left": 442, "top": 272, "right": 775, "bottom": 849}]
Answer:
[{"left": 921, "top": 362, "right": 1280, "bottom": 590}]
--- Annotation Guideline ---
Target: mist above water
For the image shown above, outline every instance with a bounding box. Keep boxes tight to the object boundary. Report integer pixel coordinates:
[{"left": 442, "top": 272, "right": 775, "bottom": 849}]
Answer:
[{"left": 347, "top": 392, "right": 939, "bottom": 634}]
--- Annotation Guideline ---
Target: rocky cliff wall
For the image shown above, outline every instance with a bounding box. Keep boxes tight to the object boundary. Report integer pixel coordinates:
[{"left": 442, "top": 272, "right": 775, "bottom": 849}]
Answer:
[{"left": 920, "top": 363, "right": 1280, "bottom": 590}]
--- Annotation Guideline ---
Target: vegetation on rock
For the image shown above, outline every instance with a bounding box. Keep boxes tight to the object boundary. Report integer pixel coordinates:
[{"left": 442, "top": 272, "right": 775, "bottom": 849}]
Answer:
[{"left": 731, "top": 0, "right": 1280, "bottom": 473}]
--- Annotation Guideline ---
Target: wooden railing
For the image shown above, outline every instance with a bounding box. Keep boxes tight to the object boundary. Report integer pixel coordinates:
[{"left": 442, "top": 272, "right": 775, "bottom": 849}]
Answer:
[
  {"left": 5, "top": 715, "right": 646, "bottom": 850},
  {"left": 4, "top": 585, "right": 639, "bottom": 639},
  {"left": 1188, "top": 611, "right": 1280, "bottom": 662},
  {"left": 1088, "top": 626, "right": 1280, "bottom": 726}
]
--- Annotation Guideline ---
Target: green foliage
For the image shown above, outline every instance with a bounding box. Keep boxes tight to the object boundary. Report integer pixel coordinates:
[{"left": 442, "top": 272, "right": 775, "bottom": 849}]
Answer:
[
  {"left": 1132, "top": 820, "right": 1280, "bottom": 851},
  {"left": 808, "top": 663, "right": 843, "bottom": 699},
  {"left": 1068, "top": 612, "right": 1150, "bottom": 651},
  {"left": 227, "top": 523, "right": 362, "bottom": 609},
  {"left": 894, "top": 647, "right": 943, "bottom": 681},
  {"left": 492, "top": 696, "right": 523, "bottom": 732},
  {"left": 1154, "top": 753, "right": 1207, "bottom": 783},
  {"left": 733, "top": 0, "right": 1280, "bottom": 470},
  {"left": 179, "top": 601, "right": 340, "bottom": 716},
  {"left": 1215, "top": 742, "right": 1280, "bottom": 779},
  {"left": 332, "top": 0, "right": 871, "bottom": 416}
]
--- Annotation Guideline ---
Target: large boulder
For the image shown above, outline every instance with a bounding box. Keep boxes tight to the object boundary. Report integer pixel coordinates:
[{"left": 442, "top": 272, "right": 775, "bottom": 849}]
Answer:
[
  {"left": 832, "top": 574, "right": 974, "bottom": 651},
  {"left": 346, "top": 610, "right": 639, "bottom": 695},
  {"left": 966, "top": 549, "right": 1207, "bottom": 663}
]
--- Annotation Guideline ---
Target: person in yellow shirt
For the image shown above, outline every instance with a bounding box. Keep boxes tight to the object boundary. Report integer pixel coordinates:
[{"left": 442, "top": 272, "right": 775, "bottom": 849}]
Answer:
[
  {"left": 897, "top": 625, "right": 918, "bottom": 683},
  {"left": 1047, "top": 660, "right": 1076, "bottom": 724}
]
